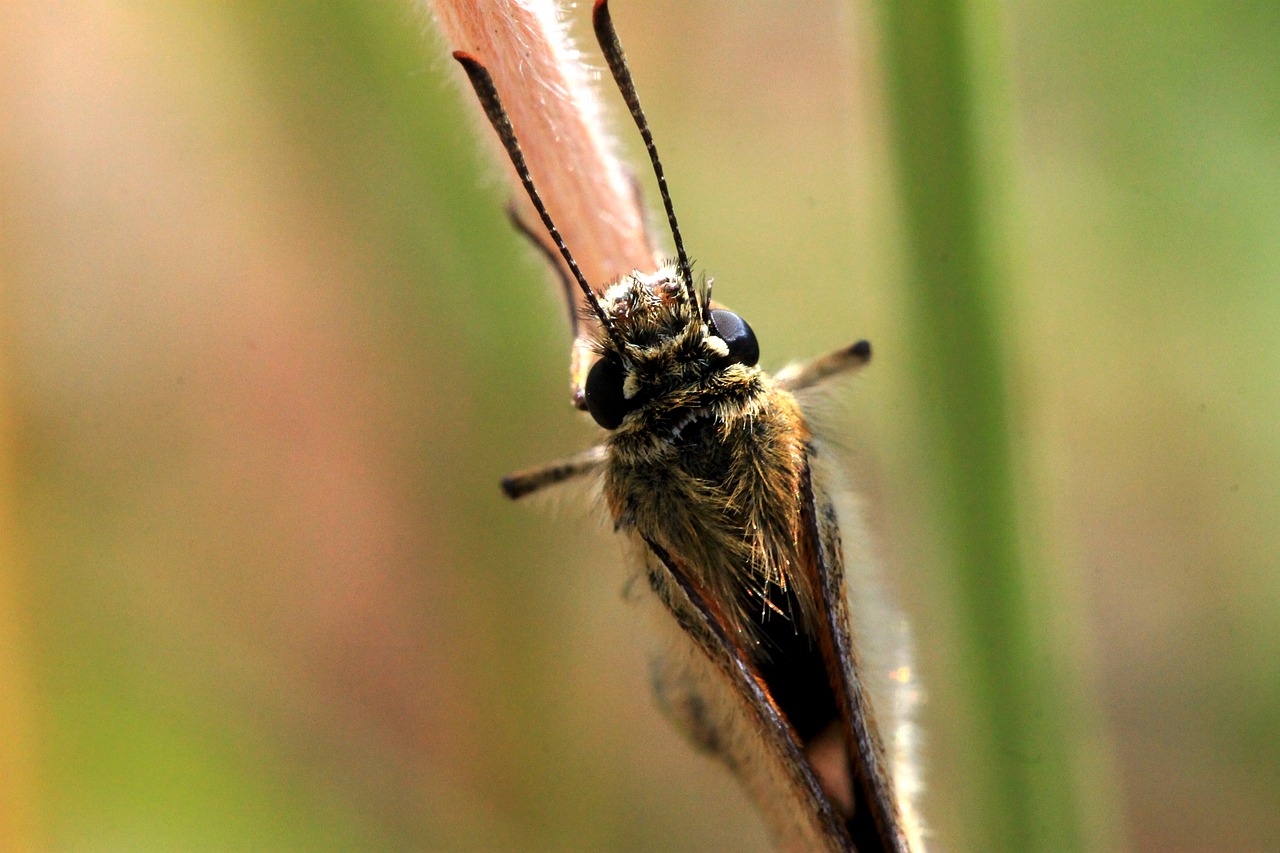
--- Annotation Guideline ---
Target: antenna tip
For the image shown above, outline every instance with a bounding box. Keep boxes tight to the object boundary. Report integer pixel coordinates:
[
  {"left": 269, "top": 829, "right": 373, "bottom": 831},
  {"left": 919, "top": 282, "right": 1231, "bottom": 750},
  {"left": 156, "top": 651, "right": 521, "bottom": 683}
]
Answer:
[
  {"left": 850, "top": 339, "right": 872, "bottom": 361},
  {"left": 593, "top": 0, "right": 610, "bottom": 13},
  {"left": 499, "top": 476, "right": 525, "bottom": 500},
  {"left": 452, "top": 50, "right": 479, "bottom": 66}
]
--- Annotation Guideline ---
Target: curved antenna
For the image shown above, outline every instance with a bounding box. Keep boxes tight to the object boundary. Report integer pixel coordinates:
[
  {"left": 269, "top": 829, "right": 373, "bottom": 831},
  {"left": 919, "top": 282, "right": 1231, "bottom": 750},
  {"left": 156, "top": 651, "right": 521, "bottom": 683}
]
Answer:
[
  {"left": 592, "top": 0, "right": 700, "bottom": 320},
  {"left": 453, "top": 51, "right": 625, "bottom": 351}
]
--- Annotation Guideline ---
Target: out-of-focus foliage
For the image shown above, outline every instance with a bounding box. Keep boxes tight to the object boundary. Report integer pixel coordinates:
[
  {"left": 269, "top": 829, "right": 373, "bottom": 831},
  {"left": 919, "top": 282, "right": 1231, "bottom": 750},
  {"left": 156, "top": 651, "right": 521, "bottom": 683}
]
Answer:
[{"left": 0, "top": 1, "right": 1276, "bottom": 850}]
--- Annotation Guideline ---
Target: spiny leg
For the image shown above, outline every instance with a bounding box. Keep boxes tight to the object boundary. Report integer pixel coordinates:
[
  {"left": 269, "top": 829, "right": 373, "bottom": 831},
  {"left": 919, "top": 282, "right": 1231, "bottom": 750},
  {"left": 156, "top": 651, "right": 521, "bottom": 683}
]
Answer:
[
  {"left": 775, "top": 340, "right": 872, "bottom": 393},
  {"left": 500, "top": 445, "right": 607, "bottom": 500}
]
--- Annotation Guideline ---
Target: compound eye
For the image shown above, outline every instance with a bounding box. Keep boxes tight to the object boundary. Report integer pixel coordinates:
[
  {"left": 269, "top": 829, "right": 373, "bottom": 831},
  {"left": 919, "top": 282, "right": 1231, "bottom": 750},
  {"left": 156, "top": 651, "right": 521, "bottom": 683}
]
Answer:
[
  {"left": 584, "top": 357, "right": 631, "bottom": 430},
  {"left": 711, "top": 309, "right": 759, "bottom": 367}
]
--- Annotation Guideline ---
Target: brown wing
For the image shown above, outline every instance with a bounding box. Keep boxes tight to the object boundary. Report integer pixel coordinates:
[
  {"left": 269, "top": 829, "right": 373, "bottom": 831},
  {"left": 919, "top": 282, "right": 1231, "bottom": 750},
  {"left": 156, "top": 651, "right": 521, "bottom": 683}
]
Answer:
[
  {"left": 641, "top": 536, "right": 855, "bottom": 853},
  {"left": 798, "top": 456, "right": 912, "bottom": 852}
]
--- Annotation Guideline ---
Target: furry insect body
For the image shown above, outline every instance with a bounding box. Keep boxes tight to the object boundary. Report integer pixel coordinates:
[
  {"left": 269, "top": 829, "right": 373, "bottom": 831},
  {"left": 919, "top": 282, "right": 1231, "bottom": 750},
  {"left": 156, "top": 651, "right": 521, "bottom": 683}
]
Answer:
[
  {"left": 452, "top": 3, "right": 918, "bottom": 849},
  {"left": 594, "top": 266, "right": 821, "bottom": 650},
  {"left": 503, "top": 255, "right": 912, "bottom": 853},
  {"left": 591, "top": 268, "right": 910, "bottom": 851}
]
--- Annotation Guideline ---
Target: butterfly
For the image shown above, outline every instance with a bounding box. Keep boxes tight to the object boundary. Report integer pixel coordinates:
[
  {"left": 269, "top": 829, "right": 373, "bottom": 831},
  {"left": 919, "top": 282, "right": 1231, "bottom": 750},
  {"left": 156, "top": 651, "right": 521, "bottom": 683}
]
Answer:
[{"left": 451, "top": 2, "right": 921, "bottom": 849}]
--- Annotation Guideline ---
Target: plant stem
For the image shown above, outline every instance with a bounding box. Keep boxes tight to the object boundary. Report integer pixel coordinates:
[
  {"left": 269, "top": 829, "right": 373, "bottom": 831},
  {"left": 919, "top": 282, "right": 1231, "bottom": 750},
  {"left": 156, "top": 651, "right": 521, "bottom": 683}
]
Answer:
[
  {"left": 428, "top": 0, "right": 653, "bottom": 405},
  {"left": 876, "top": 1, "right": 1089, "bottom": 849}
]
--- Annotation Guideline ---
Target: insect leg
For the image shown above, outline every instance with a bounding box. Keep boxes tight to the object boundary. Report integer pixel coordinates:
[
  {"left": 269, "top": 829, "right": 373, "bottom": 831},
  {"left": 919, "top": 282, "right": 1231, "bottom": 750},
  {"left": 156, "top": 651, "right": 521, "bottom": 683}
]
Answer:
[
  {"left": 508, "top": 158, "right": 656, "bottom": 307},
  {"left": 775, "top": 340, "right": 872, "bottom": 393},
  {"left": 500, "top": 445, "right": 606, "bottom": 499},
  {"left": 506, "top": 202, "right": 581, "bottom": 336},
  {"left": 452, "top": 51, "right": 626, "bottom": 351}
]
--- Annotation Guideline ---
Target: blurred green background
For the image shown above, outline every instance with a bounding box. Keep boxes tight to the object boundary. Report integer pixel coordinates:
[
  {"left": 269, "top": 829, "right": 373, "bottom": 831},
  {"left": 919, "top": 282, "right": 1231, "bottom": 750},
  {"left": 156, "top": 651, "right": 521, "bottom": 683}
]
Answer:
[{"left": 2, "top": 1, "right": 1278, "bottom": 850}]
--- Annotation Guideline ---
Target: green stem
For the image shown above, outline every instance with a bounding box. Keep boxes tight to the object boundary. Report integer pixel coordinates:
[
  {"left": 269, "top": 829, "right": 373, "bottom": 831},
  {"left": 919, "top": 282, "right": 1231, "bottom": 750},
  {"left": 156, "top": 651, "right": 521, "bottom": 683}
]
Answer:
[{"left": 876, "top": 2, "right": 1087, "bottom": 850}]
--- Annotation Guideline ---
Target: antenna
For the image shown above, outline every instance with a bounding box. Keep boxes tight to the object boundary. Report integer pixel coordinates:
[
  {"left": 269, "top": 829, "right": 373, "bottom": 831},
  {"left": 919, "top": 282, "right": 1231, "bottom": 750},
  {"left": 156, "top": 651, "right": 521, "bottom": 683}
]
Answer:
[
  {"left": 592, "top": 0, "right": 702, "bottom": 322},
  {"left": 452, "top": 51, "right": 626, "bottom": 351}
]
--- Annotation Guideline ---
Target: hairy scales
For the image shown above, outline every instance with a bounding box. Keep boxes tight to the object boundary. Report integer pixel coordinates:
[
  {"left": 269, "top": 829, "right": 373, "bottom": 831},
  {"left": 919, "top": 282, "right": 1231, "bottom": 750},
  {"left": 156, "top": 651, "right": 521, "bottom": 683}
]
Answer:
[{"left": 597, "top": 267, "right": 822, "bottom": 647}]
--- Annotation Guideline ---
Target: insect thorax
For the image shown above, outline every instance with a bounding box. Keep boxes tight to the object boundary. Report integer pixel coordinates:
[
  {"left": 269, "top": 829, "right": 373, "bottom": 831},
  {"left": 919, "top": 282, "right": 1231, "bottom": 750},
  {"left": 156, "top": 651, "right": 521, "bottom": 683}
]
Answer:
[
  {"left": 598, "top": 265, "right": 760, "bottom": 442},
  {"left": 598, "top": 266, "right": 817, "bottom": 641}
]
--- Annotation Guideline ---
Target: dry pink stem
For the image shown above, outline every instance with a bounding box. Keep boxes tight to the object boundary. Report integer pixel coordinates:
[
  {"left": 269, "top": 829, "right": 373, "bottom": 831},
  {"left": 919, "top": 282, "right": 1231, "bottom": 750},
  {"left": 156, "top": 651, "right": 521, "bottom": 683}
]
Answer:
[{"left": 428, "top": 0, "right": 656, "bottom": 404}]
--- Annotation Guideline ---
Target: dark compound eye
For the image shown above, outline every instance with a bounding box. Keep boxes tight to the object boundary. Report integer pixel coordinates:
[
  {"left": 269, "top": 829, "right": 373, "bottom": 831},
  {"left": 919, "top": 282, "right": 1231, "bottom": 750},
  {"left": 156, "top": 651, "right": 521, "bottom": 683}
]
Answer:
[
  {"left": 584, "top": 357, "right": 632, "bottom": 430},
  {"left": 710, "top": 309, "right": 759, "bottom": 367}
]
